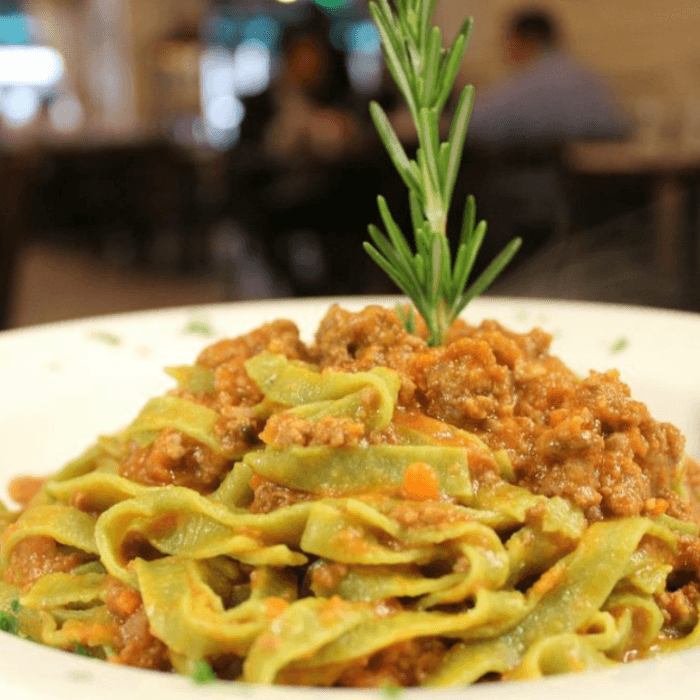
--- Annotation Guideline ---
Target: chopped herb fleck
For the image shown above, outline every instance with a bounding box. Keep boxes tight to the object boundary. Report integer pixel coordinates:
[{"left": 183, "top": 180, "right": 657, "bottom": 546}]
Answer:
[
  {"left": 381, "top": 686, "right": 403, "bottom": 698},
  {"left": 610, "top": 337, "right": 629, "bottom": 354},
  {"left": 10, "top": 599, "right": 19, "bottom": 615},
  {"left": 184, "top": 319, "right": 214, "bottom": 337},
  {"left": 74, "top": 645, "right": 92, "bottom": 657},
  {"left": 0, "top": 607, "right": 18, "bottom": 635},
  {"left": 89, "top": 331, "right": 121, "bottom": 346},
  {"left": 65, "top": 669, "right": 94, "bottom": 683},
  {"left": 192, "top": 659, "right": 217, "bottom": 684}
]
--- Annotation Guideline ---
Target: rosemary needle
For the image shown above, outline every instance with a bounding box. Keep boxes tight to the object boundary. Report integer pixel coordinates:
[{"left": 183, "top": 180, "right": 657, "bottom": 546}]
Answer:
[{"left": 364, "top": 0, "right": 521, "bottom": 345}]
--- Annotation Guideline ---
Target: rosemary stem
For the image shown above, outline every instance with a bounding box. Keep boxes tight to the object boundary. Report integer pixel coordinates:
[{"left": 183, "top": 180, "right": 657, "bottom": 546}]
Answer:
[{"left": 365, "top": 0, "right": 520, "bottom": 345}]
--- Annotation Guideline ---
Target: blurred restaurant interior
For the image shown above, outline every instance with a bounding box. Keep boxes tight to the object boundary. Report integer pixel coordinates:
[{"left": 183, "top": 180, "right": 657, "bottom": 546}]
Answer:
[{"left": 2, "top": 0, "right": 700, "bottom": 329}]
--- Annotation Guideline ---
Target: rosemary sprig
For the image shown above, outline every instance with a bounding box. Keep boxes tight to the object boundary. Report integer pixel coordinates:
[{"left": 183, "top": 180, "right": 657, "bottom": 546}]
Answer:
[{"left": 364, "top": 0, "right": 522, "bottom": 345}]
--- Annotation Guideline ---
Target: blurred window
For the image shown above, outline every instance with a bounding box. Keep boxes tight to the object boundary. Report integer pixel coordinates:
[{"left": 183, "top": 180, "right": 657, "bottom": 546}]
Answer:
[
  {"left": 199, "top": 13, "right": 278, "bottom": 148},
  {"left": 2, "top": 85, "right": 38, "bottom": 125},
  {"left": 48, "top": 92, "right": 84, "bottom": 134},
  {"left": 199, "top": 42, "right": 269, "bottom": 149},
  {"left": 0, "top": 5, "right": 65, "bottom": 130},
  {"left": 0, "top": 10, "right": 31, "bottom": 45},
  {"left": 231, "top": 39, "right": 272, "bottom": 96},
  {"left": 0, "top": 45, "right": 62, "bottom": 86},
  {"left": 346, "top": 20, "right": 381, "bottom": 95}
]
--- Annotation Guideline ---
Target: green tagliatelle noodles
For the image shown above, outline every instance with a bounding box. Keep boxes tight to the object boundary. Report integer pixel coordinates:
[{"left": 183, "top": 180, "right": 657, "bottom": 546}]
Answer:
[{"left": 1, "top": 345, "right": 700, "bottom": 688}]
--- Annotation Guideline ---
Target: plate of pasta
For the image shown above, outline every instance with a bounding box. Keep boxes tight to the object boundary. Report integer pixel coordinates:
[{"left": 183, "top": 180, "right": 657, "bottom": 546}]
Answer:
[{"left": 1, "top": 296, "right": 700, "bottom": 700}]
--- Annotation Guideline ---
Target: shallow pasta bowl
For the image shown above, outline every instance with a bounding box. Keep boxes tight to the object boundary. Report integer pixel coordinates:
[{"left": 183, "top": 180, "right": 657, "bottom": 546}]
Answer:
[{"left": 1, "top": 295, "right": 700, "bottom": 700}]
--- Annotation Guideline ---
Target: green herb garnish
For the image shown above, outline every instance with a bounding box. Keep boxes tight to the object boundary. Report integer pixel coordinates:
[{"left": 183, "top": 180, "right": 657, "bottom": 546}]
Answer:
[
  {"left": 0, "top": 598, "right": 19, "bottom": 635},
  {"left": 89, "top": 331, "right": 121, "bottom": 346},
  {"left": 610, "top": 337, "right": 629, "bottom": 354},
  {"left": 192, "top": 659, "right": 217, "bottom": 684},
  {"left": 74, "top": 644, "right": 92, "bottom": 657},
  {"left": 184, "top": 319, "right": 215, "bottom": 337},
  {"left": 364, "top": 0, "right": 521, "bottom": 345}
]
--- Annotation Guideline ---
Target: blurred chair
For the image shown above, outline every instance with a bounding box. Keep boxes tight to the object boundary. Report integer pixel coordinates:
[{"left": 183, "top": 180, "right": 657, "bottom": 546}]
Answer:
[
  {"left": 454, "top": 144, "right": 571, "bottom": 274},
  {"left": 32, "top": 141, "right": 202, "bottom": 272}
]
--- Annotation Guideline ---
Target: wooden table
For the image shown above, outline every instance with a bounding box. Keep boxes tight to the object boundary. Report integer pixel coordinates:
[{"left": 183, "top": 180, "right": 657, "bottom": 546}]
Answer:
[
  {"left": 566, "top": 140, "right": 700, "bottom": 282},
  {"left": 0, "top": 139, "right": 206, "bottom": 329}
]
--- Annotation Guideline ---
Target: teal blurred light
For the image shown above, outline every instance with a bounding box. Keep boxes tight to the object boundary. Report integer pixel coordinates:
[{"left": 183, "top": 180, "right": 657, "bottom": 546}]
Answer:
[
  {"left": 0, "top": 12, "right": 31, "bottom": 45},
  {"left": 245, "top": 16, "right": 280, "bottom": 50},
  {"left": 315, "top": 0, "right": 349, "bottom": 10}
]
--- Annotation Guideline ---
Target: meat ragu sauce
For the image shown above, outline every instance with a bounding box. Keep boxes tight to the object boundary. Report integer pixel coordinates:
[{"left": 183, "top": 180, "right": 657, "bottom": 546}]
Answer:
[
  {"left": 5, "top": 304, "right": 700, "bottom": 683},
  {"left": 173, "top": 304, "right": 691, "bottom": 523}
]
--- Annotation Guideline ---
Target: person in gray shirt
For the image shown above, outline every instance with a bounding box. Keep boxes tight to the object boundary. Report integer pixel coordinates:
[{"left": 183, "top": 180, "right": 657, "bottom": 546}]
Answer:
[
  {"left": 468, "top": 9, "right": 632, "bottom": 149},
  {"left": 460, "top": 9, "right": 632, "bottom": 269}
]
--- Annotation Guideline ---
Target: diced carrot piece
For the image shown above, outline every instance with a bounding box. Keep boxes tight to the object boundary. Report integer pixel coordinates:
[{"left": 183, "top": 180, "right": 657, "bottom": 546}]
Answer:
[
  {"left": 320, "top": 595, "right": 350, "bottom": 627},
  {"left": 264, "top": 596, "right": 289, "bottom": 619},
  {"left": 111, "top": 588, "right": 142, "bottom": 619},
  {"left": 8, "top": 476, "right": 44, "bottom": 507},
  {"left": 402, "top": 462, "right": 440, "bottom": 501}
]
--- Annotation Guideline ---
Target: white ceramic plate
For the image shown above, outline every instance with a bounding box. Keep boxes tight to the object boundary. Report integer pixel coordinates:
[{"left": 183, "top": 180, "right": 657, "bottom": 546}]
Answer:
[{"left": 1, "top": 296, "right": 700, "bottom": 700}]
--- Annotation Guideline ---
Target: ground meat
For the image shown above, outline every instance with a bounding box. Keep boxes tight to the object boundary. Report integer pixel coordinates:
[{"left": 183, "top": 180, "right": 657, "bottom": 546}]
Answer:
[
  {"left": 411, "top": 337, "right": 515, "bottom": 428},
  {"left": 312, "top": 305, "right": 425, "bottom": 369},
  {"left": 248, "top": 476, "right": 315, "bottom": 514},
  {"left": 384, "top": 501, "right": 483, "bottom": 529},
  {"left": 119, "top": 429, "right": 230, "bottom": 493},
  {"left": 104, "top": 577, "right": 142, "bottom": 620},
  {"left": 4, "top": 536, "right": 93, "bottom": 589},
  {"left": 334, "top": 638, "right": 447, "bottom": 687},
  {"left": 260, "top": 412, "right": 366, "bottom": 448},
  {"left": 673, "top": 534, "right": 700, "bottom": 575},
  {"left": 308, "top": 306, "right": 690, "bottom": 522},
  {"left": 174, "top": 307, "right": 696, "bottom": 521},
  {"left": 163, "top": 304, "right": 695, "bottom": 521},
  {"left": 311, "top": 305, "right": 426, "bottom": 407},
  {"left": 111, "top": 605, "right": 170, "bottom": 671},
  {"left": 504, "top": 367, "right": 685, "bottom": 520},
  {"left": 448, "top": 319, "right": 553, "bottom": 363},
  {"left": 215, "top": 405, "right": 264, "bottom": 457},
  {"left": 197, "top": 319, "right": 308, "bottom": 369},
  {"left": 656, "top": 582, "right": 700, "bottom": 632},
  {"left": 310, "top": 562, "right": 348, "bottom": 592},
  {"left": 104, "top": 577, "right": 170, "bottom": 670},
  {"left": 683, "top": 457, "right": 700, "bottom": 520},
  {"left": 213, "top": 358, "right": 264, "bottom": 407}
]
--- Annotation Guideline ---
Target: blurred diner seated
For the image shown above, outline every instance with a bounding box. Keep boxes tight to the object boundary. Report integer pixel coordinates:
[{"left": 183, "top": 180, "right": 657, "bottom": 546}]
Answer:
[
  {"left": 468, "top": 8, "right": 632, "bottom": 150},
  {"left": 460, "top": 7, "right": 633, "bottom": 267},
  {"left": 239, "top": 6, "right": 366, "bottom": 164},
  {"left": 224, "top": 7, "right": 383, "bottom": 298}
]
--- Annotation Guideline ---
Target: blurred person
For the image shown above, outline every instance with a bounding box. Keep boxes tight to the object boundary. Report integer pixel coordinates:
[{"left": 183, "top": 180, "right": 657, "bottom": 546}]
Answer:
[
  {"left": 226, "top": 7, "right": 380, "bottom": 298},
  {"left": 239, "top": 6, "right": 366, "bottom": 163},
  {"left": 456, "top": 8, "right": 633, "bottom": 274},
  {"left": 468, "top": 8, "right": 632, "bottom": 148}
]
